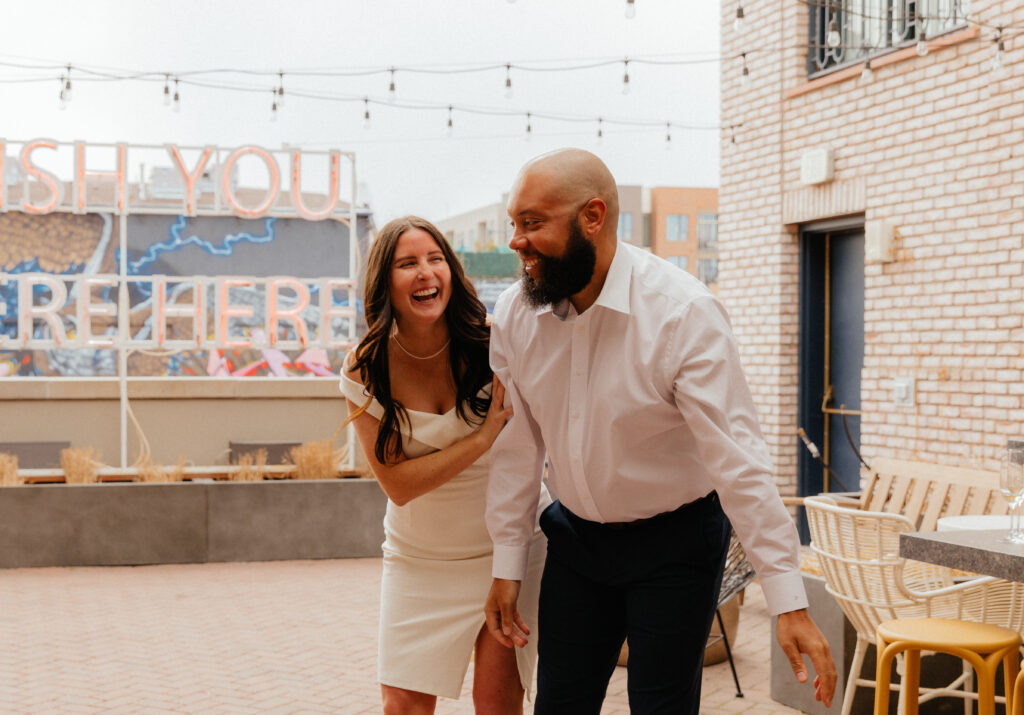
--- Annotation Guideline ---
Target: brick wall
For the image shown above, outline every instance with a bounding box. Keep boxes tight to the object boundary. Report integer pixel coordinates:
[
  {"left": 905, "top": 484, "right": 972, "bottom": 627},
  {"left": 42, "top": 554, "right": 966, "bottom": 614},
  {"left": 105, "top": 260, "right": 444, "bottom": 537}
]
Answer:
[{"left": 720, "top": 0, "right": 1024, "bottom": 489}]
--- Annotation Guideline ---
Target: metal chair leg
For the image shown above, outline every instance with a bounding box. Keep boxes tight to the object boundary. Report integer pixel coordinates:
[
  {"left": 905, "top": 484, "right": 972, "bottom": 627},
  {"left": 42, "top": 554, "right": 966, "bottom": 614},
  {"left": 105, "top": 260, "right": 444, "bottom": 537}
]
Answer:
[{"left": 716, "top": 607, "right": 744, "bottom": 697}]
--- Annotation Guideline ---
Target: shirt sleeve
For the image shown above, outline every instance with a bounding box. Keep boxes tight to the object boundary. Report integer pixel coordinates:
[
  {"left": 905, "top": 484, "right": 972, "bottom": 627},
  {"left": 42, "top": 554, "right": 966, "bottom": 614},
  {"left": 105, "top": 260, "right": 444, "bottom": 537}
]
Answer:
[
  {"left": 486, "top": 294, "right": 547, "bottom": 581},
  {"left": 668, "top": 295, "right": 807, "bottom": 615}
]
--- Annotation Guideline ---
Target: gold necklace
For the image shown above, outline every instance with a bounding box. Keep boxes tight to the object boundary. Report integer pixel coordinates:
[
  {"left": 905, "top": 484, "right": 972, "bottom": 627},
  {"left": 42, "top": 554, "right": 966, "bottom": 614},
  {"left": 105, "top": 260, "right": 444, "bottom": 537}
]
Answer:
[{"left": 391, "top": 331, "right": 450, "bottom": 360}]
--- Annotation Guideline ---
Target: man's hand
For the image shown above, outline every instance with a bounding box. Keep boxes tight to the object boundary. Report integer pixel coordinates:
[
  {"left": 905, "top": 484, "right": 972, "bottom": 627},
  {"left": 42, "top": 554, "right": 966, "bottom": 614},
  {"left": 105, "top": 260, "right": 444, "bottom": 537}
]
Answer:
[
  {"left": 777, "top": 608, "right": 837, "bottom": 708},
  {"left": 484, "top": 578, "right": 529, "bottom": 649}
]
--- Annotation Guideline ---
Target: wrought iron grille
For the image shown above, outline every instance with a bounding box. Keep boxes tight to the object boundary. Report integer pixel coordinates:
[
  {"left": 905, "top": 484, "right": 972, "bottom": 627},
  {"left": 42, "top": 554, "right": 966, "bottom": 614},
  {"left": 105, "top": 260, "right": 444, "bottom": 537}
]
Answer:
[{"left": 807, "top": 0, "right": 970, "bottom": 76}]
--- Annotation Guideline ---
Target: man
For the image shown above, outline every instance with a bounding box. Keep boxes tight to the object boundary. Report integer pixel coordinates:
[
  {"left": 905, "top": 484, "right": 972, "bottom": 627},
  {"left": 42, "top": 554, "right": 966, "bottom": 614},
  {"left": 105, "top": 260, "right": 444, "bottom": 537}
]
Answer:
[{"left": 483, "top": 148, "right": 836, "bottom": 713}]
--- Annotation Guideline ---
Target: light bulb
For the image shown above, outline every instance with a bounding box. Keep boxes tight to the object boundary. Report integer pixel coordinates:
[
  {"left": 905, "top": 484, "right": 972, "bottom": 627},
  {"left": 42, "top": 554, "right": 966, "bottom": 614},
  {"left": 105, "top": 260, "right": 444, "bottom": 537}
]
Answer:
[
  {"left": 597, "top": 119, "right": 604, "bottom": 144},
  {"left": 916, "top": 38, "right": 928, "bottom": 57},
  {"left": 173, "top": 79, "right": 181, "bottom": 113},
  {"left": 447, "top": 106, "right": 453, "bottom": 137},
  {"left": 58, "top": 89, "right": 67, "bottom": 111},
  {"left": 622, "top": 61, "right": 631, "bottom": 95},
  {"left": 826, "top": 18, "right": 840, "bottom": 48},
  {"left": 504, "top": 65, "right": 513, "bottom": 99},
  {"left": 388, "top": 69, "right": 396, "bottom": 103},
  {"left": 525, "top": 113, "right": 532, "bottom": 141},
  {"left": 666, "top": 123, "right": 672, "bottom": 148},
  {"left": 277, "top": 73, "right": 285, "bottom": 107},
  {"left": 270, "top": 102, "right": 278, "bottom": 122},
  {"left": 992, "top": 38, "right": 1006, "bottom": 76},
  {"left": 741, "top": 65, "right": 750, "bottom": 88},
  {"left": 861, "top": 58, "right": 873, "bottom": 82},
  {"left": 625, "top": 0, "right": 635, "bottom": 19},
  {"left": 733, "top": 4, "right": 744, "bottom": 33},
  {"left": 63, "top": 77, "right": 72, "bottom": 103},
  {"left": 162, "top": 80, "right": 170, "bottom": 106},
  {"left": 363, "top": 100, "right": 371, "bottom": 130}
]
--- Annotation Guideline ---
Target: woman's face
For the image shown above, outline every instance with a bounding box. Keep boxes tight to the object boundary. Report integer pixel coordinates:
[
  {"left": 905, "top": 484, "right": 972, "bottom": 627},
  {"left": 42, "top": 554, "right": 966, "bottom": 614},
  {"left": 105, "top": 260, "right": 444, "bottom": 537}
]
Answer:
[{"left": 388, "top": 228, "right": 452, "bottom": 328}]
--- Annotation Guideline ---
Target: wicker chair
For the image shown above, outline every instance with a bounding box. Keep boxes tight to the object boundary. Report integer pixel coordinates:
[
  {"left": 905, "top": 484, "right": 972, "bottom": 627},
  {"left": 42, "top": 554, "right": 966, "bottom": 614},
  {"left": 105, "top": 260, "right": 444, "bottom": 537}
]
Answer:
[{"left": 804, "top": 495, "right": 1024, "bottom": 715}]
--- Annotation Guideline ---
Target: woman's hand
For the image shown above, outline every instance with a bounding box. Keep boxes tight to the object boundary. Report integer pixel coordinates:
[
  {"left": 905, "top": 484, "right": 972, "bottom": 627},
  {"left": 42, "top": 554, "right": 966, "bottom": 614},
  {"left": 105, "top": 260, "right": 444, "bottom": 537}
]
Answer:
[{"left": 476, "top": 376, "right": 514, "bottom": 447}]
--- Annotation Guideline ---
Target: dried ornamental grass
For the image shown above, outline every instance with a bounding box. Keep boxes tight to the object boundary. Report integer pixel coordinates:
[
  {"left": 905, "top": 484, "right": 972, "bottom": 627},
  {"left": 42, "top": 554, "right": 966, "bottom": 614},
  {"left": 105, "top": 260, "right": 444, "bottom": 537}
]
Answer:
[
  {"left": 287, "top": 439, "right": 341, "bottom": 480},
  {"left": 136, "top": 455, "right": 164, "bottom": 483},
  {"left": 168, "top": 455, "right": 188, "bottom": 482},
  {"left": 0, "top": 453, "right": 21, "bottom": 486},
  {"left": 231, "top": 449, "right": 267, "bottom": 482},
  {"left": 61, "top": 447, "right": 101, "bottom": 484}
]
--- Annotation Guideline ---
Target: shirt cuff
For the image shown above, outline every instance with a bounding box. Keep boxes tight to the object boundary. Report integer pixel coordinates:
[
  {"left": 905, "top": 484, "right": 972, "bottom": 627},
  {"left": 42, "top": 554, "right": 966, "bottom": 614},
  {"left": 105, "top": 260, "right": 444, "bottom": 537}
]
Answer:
[
  {"left": 757, "top": 570, "right": 809, "bottom": 615},
  {"left": 491, "top": 543, "right": 530, "bottom": 581}
]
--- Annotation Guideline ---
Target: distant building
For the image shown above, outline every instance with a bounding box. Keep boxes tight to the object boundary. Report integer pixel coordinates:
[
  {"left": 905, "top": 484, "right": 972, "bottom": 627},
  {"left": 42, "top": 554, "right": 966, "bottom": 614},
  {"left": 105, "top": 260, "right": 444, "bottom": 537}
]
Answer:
[{"left": 437, "top": 185, "right": 719, "bottom": 290}]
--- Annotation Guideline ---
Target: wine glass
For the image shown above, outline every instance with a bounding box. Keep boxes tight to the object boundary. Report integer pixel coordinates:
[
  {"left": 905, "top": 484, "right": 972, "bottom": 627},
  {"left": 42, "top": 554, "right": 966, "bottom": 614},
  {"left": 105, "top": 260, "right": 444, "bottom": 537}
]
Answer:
[{"left": 999, "top": 453, "right": 1024, "bottom": 544}]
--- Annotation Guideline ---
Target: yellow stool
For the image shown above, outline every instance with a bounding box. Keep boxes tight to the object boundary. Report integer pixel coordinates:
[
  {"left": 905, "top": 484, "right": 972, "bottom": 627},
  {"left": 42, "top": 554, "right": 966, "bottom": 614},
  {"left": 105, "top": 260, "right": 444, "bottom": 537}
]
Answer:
[
  {"left": 874, "top": 618, "right": 1020, "bottom": 715},
  {"left": 1013, "top": 669, "right": 1024, "bottom": 715}
]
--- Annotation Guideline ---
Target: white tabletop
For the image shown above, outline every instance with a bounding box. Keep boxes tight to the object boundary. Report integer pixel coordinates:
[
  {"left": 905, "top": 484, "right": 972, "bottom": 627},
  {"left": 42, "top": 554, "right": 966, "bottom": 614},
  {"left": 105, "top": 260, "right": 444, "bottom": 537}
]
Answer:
[{"left": 936, "top": 514, "right": 1012, "bottom": 531}]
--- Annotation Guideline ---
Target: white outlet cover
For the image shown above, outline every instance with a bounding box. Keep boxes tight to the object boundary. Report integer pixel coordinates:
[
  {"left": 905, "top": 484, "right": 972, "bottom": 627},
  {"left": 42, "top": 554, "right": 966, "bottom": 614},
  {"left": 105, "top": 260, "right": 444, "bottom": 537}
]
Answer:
[{"left": 892, "top": 377, "right": 915, "bottom": 407}]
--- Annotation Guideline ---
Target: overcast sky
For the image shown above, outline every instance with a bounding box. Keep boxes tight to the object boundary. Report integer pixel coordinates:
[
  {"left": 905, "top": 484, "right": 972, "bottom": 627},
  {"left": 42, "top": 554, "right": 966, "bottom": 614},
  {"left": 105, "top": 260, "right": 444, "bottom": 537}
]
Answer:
[{"left": 2, "top": 0, "right": 721, "bottom": 226}]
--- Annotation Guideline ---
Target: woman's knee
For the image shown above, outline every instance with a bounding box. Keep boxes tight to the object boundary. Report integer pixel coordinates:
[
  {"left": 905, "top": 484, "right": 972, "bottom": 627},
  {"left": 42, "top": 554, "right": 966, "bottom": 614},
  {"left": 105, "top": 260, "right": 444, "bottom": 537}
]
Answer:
[{"left": 381, "top": 684, "right": 435, "bottom": 715}]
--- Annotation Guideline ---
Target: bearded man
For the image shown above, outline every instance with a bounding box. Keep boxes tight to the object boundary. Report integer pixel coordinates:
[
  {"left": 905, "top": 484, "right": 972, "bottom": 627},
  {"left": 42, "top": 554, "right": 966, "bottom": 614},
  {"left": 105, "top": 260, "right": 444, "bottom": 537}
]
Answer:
[{"left": 483, "top": 148, "right": 836, "bottom": 713}]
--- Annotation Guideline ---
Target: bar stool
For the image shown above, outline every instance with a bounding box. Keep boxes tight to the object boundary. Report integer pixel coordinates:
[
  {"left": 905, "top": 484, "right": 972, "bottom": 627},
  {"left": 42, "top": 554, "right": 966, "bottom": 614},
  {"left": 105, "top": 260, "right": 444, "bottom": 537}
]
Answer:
[
  {"left": 1013, "top": 669, "right": 1024, "bottom": 715},
  {"left": 874, "top": 618, "right": 1020, "bottom": 715}
]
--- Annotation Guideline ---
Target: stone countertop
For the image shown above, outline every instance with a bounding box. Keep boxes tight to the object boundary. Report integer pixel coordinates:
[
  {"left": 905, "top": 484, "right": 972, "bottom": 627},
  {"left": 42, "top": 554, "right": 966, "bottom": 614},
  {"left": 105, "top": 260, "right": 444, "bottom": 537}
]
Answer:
[{"left": 900, "top": 529, "right": 1024, "bottom": 583}]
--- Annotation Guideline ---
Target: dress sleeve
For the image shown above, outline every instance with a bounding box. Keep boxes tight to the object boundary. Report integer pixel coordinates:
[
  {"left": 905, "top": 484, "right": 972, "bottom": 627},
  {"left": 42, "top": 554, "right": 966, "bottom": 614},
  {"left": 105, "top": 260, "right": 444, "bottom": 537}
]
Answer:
[{"left": 338, "top": 357, "right": 385, "bottom": 421}]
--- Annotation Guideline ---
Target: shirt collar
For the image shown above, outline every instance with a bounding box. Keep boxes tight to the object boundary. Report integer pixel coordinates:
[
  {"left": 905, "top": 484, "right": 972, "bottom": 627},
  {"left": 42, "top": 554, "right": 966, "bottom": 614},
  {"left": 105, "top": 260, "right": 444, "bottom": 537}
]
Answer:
[{"left": 531, "top": 240, "right": 633, "bottom": 318}]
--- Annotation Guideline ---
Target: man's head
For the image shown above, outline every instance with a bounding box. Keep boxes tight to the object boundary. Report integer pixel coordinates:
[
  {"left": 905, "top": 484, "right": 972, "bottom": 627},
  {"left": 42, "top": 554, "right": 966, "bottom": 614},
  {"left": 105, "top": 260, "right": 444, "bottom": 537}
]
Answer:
[{"left": 506, "top": 149, "right": 619, "bottom": 310}]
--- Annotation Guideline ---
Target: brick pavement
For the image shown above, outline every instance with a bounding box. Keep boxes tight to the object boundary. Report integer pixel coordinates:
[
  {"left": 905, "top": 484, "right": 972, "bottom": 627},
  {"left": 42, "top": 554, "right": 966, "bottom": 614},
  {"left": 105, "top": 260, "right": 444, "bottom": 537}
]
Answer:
[{"left": 0, "top": 559, "right": 804, "bottom": 714}]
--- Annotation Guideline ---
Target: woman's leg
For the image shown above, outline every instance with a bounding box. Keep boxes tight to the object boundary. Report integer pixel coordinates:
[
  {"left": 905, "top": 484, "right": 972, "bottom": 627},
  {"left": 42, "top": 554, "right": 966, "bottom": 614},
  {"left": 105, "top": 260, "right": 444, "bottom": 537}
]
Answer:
[
  {"left": 381, "top": 684, "right": 436, "bottom": 715},
  {"left": 472, "top": 625, "right": 525, "bottom": 715}
]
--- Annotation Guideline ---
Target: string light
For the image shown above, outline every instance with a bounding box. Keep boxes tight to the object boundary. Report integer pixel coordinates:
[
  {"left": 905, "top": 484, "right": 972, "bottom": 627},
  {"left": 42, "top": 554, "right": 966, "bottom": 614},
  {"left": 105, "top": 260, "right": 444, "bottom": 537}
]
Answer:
[
  {"left": 277, "top": 71, "right": 285, "bottom": 107},
  {"left": 740, "top": 53, "right": 750, "bottom": 88},
  {"left": 270, "top": 88, "right": 278, "bottom": 122},
  {"left": 622, "top": 59, "right": 631, "bottom": 95},
  {"left": 58, "top": 74, "right": 67, "bottom": 110},
  {"left": 362, "top": 97, "right": 371, "bottom": 129},
  {"left": 916, "top": 31, "right": 928, "bottom": 56},
  {"left": 826, "top": 18, "right": 841, "bottom": 48},
  {"left": 734, "top": 3, "right": 745, "bottom": 33},
  {"left": 525, "top": 112, "right": 532, "bottom": 139},
  {"left": 665, "top": 122, "right": 672, "bottom": 147},
  {"left": 504, "top": 63, "right": 513, "bottom": 99},
  {"left": 172, "top": 77, "right": 181, "bottom": 112},
  {"left": 597, "top": 117, "right": 604, "bottom": 143},
  {"left": 162, "top": 74, "right": 171, "bottom": 105},
  {"left": 63, "top": 64, "right": 73, "bottom": 102},
  {"left": 861, "top": 55, "right": 873, "bottom": 81},
  {"left": 625, "top": 0, "right": 636, "bottom": 19},
  {"left": 992, "top": 28, "right": 1006, "bottom": 76},
  {"left": 388, "top": 67, "right": 396, "bottom": 102},
  {"left": 447, "top": 105, "right": 453, "bottom": 137}
]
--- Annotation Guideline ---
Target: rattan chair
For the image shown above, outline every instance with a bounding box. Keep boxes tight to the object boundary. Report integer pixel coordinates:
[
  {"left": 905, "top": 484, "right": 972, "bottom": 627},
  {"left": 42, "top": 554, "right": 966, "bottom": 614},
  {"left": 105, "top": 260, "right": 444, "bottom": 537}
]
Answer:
[{"left": 804, "top": 495, "right": 1024, "bottom": 715}]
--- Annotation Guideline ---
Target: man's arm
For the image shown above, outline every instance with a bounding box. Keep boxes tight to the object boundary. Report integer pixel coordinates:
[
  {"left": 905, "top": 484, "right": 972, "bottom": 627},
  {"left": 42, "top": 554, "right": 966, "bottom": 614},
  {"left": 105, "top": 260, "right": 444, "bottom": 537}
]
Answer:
[
  {"left": 667, "top": 295, "right": 835, "bottom": 705},
  {"left": 484, "top": 293, "right": 547, "bottom": 646}
]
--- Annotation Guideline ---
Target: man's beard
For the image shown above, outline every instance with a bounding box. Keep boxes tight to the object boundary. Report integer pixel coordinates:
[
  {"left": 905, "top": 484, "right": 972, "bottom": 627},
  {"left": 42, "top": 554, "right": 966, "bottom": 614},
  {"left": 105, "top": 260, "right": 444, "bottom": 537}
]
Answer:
[{"left": 520, "top": 217, "right": 597, "bottom": 308}]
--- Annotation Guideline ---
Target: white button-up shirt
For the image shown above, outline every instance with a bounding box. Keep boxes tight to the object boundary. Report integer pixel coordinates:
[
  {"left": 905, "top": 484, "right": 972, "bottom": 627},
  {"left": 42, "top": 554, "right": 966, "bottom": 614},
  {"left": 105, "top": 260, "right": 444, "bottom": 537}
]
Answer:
[{"left": 486, "top": 241, "right": 807, "bottom": 615}]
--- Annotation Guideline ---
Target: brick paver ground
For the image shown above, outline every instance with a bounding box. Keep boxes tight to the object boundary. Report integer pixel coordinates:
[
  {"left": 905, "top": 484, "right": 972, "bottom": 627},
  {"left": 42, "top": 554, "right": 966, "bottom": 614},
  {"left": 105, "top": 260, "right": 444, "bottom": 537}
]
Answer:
[{"left": 0, "top": 559, "right": 804, "bottom": 714}]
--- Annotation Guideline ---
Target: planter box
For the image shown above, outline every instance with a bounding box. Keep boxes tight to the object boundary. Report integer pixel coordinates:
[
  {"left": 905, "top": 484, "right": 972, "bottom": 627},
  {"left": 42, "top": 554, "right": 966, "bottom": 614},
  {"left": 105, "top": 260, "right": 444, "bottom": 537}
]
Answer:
[{"left": 0, "top": 479, "right": 387, "bottom": 569}]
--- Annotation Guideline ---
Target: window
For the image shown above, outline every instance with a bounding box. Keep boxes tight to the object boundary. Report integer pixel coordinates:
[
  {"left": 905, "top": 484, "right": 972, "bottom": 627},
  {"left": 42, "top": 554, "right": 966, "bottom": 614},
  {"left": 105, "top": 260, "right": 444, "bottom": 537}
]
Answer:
[
  {"left": 698, "top": 258, "right": 718, "bottom": 285},
  {"left": 808, "top": 0, "right": 970, "bottom": 76},
  {"left": 617, "top": 212, "right": 633, "bottom": 241},
  {"left": 697, "top": 214, "right": 718, "bottom": 251},
  {"left": 666, "top": 214, "right": 688, "bottom": 242},
  {"left": 667, "top": 256, "right": 688, "bottom": 271}
]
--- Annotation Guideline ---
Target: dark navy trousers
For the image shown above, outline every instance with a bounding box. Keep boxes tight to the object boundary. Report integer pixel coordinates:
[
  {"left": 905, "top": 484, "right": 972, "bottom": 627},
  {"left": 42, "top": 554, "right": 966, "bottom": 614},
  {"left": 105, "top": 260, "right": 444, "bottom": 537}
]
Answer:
[{"left": 534, "top": 493, "right": 730, "bottom": 715}]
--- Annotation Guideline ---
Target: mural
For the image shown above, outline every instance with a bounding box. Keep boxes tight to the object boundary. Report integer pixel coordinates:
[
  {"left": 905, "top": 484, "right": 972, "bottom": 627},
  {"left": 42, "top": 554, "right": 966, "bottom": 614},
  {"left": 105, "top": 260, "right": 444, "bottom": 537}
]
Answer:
[{"left": 0, "top": 211, "right": 363, "bottom": 378}]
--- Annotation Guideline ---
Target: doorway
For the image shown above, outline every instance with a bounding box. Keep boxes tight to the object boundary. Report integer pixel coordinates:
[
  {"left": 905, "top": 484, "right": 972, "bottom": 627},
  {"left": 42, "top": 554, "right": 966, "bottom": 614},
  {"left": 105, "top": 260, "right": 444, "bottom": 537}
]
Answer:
[{"left": 797, "top": 223, "right": 865, "bottom": 541}]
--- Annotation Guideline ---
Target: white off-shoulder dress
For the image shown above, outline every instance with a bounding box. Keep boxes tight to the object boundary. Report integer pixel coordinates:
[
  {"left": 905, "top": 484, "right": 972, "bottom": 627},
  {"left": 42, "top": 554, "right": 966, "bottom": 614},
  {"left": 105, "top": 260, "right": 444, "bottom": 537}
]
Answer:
[{"left": 340, "top": 370, "right": 549, "bottom": 700}]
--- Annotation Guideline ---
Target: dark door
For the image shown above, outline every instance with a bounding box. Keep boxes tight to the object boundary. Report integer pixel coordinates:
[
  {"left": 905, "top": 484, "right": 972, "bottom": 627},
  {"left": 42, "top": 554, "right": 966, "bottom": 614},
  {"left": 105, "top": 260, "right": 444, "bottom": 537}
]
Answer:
[{"left": 797, "top": 228, "right": 865, "bottom": 540}]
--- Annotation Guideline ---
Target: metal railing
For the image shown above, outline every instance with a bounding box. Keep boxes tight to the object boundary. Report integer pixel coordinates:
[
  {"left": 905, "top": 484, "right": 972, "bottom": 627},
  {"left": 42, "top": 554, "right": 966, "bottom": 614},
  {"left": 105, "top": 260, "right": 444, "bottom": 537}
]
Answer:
[{"left": 807, "top": 0, "right": 971, "bottom": 76}]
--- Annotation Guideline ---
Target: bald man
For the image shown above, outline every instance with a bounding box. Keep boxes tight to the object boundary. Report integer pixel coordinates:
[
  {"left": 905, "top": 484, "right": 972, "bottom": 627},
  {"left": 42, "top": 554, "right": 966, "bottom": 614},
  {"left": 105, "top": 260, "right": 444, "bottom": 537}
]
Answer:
[{"left": 483, "top": 149, "right": 836, "bottom": 713}]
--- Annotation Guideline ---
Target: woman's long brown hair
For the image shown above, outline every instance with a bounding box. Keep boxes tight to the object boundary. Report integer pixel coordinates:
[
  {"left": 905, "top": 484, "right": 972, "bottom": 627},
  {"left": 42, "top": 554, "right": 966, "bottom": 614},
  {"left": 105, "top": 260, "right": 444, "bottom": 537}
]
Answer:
[{"left": 348, "top": 216, "right": 491, "bottom": 463}]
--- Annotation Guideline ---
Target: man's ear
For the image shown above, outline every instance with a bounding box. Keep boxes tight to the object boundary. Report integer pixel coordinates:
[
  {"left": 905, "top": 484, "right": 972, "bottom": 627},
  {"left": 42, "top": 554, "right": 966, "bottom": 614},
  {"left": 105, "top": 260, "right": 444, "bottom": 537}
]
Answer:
[{"left": 580, "top": 198, "right": 607, "bottom": 237}]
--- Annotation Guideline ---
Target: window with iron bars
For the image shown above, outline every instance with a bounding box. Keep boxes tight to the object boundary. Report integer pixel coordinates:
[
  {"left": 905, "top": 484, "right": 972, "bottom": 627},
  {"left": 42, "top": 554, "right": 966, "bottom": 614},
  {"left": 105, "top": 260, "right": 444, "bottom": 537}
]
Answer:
[{"left": 807, "top": 0, "right": 970, "bottom": 76}]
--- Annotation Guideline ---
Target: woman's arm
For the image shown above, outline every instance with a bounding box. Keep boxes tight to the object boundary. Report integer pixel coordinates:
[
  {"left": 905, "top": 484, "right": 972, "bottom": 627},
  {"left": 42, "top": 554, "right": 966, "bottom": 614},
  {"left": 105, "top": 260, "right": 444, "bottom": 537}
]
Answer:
[{"left": 345, "top": 378, "right": 512, "bottom": 506}]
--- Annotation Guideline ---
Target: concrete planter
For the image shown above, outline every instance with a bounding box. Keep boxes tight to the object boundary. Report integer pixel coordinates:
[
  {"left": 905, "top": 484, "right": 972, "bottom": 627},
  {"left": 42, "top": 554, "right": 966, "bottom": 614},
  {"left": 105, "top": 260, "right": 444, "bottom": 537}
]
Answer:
[{"left": 0, "top": 479, "right": 387, "bottom": 569}]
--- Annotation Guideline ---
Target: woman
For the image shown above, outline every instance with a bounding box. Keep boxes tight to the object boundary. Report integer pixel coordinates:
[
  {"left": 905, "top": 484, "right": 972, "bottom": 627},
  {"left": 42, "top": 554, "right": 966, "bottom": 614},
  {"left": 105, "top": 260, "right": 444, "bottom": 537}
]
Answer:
[{"left": 340, "top": 216, "right": 548, "bottom": 714}]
